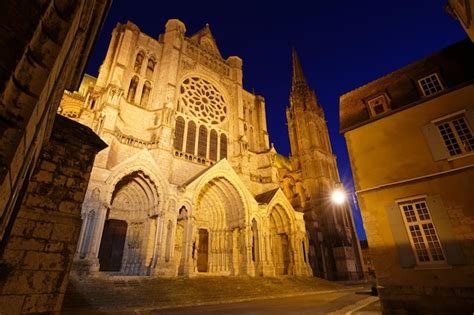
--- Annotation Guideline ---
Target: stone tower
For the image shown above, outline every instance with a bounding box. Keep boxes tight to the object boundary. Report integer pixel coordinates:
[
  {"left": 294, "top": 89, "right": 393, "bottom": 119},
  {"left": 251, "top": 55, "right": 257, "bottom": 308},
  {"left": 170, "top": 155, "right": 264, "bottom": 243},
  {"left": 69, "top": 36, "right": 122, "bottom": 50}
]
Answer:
[{"left": 285, "top": 48, "right": 363, "bottom": 280}]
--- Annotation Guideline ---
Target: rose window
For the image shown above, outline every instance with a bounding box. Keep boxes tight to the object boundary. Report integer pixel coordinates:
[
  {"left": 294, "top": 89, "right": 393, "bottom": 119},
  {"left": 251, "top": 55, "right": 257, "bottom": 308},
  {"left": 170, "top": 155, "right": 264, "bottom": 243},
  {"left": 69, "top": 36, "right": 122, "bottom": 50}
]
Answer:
[{"left": 179, "top": 77, "right": 227, "bottom": 124}]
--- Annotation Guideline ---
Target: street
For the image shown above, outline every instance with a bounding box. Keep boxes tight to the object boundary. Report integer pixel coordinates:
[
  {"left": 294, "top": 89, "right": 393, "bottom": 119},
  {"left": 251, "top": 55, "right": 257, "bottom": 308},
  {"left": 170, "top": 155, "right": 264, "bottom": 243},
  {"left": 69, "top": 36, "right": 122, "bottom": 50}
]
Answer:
[{"left": 150, "top": 290, "right": 378, "bottom": 315}]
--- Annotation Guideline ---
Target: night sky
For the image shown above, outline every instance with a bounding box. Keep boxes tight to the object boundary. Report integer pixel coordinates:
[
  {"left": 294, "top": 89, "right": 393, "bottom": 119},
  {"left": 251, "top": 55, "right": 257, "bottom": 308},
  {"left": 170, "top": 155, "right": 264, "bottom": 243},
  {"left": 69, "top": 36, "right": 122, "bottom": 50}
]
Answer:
[{"left": 85, "top": 0, "right": 467, "bottom": 240}]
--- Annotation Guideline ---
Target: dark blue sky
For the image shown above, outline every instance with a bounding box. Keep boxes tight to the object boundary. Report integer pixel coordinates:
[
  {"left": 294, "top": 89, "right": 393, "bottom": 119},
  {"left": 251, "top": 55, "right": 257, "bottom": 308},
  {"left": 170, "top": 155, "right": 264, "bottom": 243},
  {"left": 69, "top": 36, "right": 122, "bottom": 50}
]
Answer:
[{"left": 86, "top": 0, "right": 467, "bottom": 240}]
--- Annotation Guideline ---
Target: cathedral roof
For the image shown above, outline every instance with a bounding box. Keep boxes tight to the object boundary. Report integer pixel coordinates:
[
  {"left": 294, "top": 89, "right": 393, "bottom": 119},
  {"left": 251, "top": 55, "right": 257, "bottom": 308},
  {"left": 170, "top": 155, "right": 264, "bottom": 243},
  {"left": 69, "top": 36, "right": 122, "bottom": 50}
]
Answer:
[
  {"left": 189, "top": 24, "right": 223, "bottom": 58},
  {"left": 255, "top": 188, "right": 279, "bottom": 204},
  {"left": 291, "top": 47, "right": 307, "bottom": 89}
]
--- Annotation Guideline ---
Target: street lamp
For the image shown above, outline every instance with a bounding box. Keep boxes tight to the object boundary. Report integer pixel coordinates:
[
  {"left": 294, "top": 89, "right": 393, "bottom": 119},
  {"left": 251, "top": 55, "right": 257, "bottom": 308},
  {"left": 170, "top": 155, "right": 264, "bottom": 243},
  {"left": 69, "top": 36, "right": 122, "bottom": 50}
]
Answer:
[{"left": 330, "top": 187, "right": 346, "bottom": 205}]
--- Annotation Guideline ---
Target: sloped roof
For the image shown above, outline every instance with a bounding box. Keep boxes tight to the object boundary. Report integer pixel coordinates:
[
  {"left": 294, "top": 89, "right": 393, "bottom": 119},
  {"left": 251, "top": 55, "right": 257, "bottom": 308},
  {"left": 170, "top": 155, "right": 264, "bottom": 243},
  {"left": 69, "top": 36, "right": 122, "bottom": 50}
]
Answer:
[
  {"left": 189, "top": 24, "right": 223, "bottom": 58},
  {"left": 255, "top": 188, "right": 279, "bottom": 204}
]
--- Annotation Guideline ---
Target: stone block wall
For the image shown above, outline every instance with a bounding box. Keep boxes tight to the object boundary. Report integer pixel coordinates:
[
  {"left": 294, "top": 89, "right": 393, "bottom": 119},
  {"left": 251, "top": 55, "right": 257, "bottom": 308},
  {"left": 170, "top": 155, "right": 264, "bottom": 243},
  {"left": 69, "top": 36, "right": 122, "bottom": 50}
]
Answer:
[{"left": 0, "top": 116, "right": 106, "bottom": 314}]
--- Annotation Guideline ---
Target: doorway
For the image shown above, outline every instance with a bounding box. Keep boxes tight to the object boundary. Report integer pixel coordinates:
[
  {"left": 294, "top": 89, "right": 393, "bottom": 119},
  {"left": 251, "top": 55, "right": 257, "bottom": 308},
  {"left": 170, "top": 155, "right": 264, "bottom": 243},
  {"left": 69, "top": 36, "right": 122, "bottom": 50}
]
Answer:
[
  {"left": 197, "top": 229, "right": 209, "bottom": 272},
  {"left": 98, "top": 219, "right": 127, "bottom": 271}
]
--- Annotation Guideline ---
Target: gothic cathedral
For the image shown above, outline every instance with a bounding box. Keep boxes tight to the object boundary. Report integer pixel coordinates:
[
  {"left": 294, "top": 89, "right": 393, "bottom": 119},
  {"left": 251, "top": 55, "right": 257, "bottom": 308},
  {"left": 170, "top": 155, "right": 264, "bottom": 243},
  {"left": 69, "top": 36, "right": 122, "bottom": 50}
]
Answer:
[{"left": 59, "top": 19, "right": 362, "bottom": 279}]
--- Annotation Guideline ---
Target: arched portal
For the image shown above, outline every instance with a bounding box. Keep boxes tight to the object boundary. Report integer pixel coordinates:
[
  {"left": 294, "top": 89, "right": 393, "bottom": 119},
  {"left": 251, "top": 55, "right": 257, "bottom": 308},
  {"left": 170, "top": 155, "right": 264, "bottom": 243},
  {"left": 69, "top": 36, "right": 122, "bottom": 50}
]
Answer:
[
  {"left": 98, "top": 170, "right": 159, "bottom": 275},
  {"left": 194, "top": 177, "right": 247, "bottom": 275},
  {"left": 269, "top": 204, "right": 293, "bottom": 275}
]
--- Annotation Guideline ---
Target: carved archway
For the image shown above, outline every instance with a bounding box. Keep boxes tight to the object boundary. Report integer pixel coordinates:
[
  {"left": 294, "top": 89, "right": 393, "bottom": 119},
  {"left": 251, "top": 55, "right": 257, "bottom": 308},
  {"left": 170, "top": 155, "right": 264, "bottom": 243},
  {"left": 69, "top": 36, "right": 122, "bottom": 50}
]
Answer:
[
  {"left": 99, "top": 170, "right": 159, "bottom": 275},
  {"left": 194, "top": 176, "right": 247, "bottom": 274}
]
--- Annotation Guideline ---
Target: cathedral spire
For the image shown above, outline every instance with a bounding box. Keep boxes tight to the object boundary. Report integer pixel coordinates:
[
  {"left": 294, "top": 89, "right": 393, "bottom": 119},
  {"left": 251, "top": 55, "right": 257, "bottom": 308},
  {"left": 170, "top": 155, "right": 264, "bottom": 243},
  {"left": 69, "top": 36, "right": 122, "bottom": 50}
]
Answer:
[{"left": 292, "top": 47, "right": 307, "bottom": 89}]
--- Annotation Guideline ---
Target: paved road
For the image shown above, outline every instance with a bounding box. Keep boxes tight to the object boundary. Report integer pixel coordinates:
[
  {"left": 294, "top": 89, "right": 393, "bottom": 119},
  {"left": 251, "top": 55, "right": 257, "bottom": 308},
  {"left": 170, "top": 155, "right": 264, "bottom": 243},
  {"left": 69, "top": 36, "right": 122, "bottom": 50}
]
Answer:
[{"left": 150, "top": 290, "right": 375, "bottom": 315}]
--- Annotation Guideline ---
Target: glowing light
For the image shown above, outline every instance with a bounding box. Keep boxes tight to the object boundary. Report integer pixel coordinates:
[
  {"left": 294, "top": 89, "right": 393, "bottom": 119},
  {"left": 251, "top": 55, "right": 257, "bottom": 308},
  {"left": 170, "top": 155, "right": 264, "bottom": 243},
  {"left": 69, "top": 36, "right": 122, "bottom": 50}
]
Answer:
[{"left": 331, "top": 189, "right": 346, "bottom": 205}]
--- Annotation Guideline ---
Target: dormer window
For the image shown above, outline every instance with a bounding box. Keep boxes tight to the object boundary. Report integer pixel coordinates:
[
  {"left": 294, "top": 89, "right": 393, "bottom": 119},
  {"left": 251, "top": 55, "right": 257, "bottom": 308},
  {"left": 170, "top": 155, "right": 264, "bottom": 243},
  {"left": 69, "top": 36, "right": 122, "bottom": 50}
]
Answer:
[
  {"left": 367, "top": 94, "right": 390, "bottom": 117},
  {"left": 418, "top": 73, "right": 443, "bottom": 97}
]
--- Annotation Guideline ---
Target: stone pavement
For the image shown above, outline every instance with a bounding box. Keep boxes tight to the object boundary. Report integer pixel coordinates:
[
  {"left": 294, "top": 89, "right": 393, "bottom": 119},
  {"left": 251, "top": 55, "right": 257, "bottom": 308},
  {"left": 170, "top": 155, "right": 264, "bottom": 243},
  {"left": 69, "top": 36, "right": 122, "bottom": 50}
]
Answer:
[{"left": 62, "top": 275, "right": 376, "bottom": 314}]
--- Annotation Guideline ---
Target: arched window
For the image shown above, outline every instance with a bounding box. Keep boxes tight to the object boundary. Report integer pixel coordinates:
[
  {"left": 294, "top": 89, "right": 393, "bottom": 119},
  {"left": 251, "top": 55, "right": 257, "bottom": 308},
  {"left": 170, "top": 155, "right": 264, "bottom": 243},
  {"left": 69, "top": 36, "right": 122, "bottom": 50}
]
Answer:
[
  {"left": 186, "top": 121, "right": 196, "bottom": 154},
  {"left": 220, "top": 134, "right": 227, "bottom": 160},
  {"left": 140, "top": 81, "right": 151, "bottom": 107},
  {"left": 146, "top": 58, "right": 155, "bottom": 80},
  {"left": 134, "top": 52, "right": 144, "bottom": 73},
  {"left": 127, "top": 76, "right": 139, "bottom": 103},
  {"left": 209, "top": 130, "right": 218, "bottom": 161},
  {"left": 198, "top": 125, "right": 207, "bottom": 158},
  {"left": 174, "top": 117, "right": 185, "bottom": 151}
]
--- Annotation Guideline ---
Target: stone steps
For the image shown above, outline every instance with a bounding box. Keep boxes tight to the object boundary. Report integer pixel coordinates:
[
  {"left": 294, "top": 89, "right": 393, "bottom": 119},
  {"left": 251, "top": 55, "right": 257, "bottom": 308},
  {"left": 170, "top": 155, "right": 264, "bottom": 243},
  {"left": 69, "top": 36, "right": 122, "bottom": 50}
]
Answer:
[{"left": 62, "top": 275, "right": 347, "bottom": 313}]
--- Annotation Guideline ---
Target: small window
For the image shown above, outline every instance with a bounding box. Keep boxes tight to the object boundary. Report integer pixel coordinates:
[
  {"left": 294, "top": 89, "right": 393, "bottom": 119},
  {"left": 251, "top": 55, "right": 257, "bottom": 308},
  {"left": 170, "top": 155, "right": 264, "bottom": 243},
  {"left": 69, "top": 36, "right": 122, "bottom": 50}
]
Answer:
[
  {"left": 134, "top": 52, "right": 144, "bottom": 73},
  {"left": 436, "top": 115, "right": 474, "bottom": 156},
  {"left": 219, "top": 134, "right": 227, "bottom": 160},
  {"left": 367, "top": 95, "right": 389, "bottom": 117},
  {"left": 140, "top": 81, "right": 152, "bottom": 107},
  {"left": 127, "top": 76, "right": 139, "bottom": 103},
  {"left": 197, "top": 125, "right": 207, "bottom": 158},
  {"left": 186, "top": 121, "right": 196, "bottom": 154},
  {"left": 399, "top": 199, "right": 445, "bottom": 265},
  {"left": 146, "top": 58, "right": 155, "bottom": 80},
  {"left": 209, "top": 130, "right": 218, "bottom": 161},
  {"left": 174, "top": 117, "right": 185, "bottom": 151},
  {"left": 418, "top": 73, "right": 443, "bottom": 97}
]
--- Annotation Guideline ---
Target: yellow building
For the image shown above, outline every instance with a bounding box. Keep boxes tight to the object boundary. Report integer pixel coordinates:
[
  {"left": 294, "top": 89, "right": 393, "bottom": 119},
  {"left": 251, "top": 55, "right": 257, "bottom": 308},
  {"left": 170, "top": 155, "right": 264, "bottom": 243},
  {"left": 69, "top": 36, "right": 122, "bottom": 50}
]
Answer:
[{"left": 340, "top": 40, "right": 474, "bottom": 314}]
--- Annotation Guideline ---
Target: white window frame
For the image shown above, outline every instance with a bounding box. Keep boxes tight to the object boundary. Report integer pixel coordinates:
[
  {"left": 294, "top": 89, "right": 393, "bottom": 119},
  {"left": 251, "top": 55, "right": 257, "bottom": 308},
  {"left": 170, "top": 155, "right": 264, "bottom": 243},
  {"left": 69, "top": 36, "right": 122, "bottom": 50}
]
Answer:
[
  {"left": 417, "top": 73, "right": 444, "bottom": 97},
  {"left": 398, "top": 198, "right": 446, "bottom": 266},
  {"left": 435, "top": 114, "right": 474, "bottom": 157},
  {"left": 367, "top": 94, "right": 390, "bottom": 117}
]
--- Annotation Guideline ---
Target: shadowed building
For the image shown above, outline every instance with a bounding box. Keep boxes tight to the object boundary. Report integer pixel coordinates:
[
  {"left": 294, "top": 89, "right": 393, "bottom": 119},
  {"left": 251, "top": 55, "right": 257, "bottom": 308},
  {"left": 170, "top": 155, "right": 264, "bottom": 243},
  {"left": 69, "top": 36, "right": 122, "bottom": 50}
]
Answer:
[
  {"left": 0, "top": 0, "right": 110, "bottom": 314},
  {"left": 340, "top": 40, "right": 474, "bottom": 314}
]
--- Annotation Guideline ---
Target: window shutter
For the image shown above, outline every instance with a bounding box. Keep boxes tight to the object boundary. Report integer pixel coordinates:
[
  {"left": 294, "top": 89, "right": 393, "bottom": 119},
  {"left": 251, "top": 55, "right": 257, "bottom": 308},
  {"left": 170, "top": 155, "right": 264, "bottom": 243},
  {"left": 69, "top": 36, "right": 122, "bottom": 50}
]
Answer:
[
  {"left": 385, "top": 203, "right": 416, "bottom": 267},
  {"left": 426, "top": 195, "right": 466, "bottom": 266},
  {"left": 421, "top": 123, "right": 449, "bottom": 161}
]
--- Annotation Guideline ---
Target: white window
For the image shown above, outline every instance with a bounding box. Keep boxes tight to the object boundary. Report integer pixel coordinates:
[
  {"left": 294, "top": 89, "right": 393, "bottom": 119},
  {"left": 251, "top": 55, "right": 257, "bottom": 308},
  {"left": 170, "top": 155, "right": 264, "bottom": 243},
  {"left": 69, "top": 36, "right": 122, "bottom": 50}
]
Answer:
[
  {"left": 436, "top": 115, "right": 474, "bottom": 156},
  {"left": 399, "top": 199, "right": 445, "bottom": 265},
  {"left": 417, "top": 73, "right": 443, "bottom": 96},
  {"left": 367, "top": 95, "right": 390, "bottom": 117}
]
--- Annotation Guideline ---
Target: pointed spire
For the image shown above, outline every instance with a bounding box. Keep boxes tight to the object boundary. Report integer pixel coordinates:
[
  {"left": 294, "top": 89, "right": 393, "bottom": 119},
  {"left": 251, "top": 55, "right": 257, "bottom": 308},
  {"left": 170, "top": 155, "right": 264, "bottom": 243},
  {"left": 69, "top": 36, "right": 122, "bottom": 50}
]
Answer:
[{"left": 292, "top": 47, "right": 307, "bottom": 88}]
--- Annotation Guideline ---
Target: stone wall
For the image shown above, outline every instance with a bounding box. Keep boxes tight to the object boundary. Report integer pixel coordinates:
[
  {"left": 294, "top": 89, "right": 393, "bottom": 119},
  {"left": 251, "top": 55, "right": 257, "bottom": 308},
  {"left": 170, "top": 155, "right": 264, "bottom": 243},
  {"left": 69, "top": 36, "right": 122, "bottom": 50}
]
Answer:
[
  {"left": 0, "top": 116, "right": 106, "bottom": 314},
  {"left": 0, "top": 0, "right": 111, "bottom": 252}
]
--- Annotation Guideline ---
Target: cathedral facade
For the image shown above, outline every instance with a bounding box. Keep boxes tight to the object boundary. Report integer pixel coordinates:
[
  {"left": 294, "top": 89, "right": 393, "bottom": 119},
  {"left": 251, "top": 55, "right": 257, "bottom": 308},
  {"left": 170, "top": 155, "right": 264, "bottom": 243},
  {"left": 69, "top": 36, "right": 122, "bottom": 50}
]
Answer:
[{"left": 59, "top": 19, "right": 361, "bottom": 279}]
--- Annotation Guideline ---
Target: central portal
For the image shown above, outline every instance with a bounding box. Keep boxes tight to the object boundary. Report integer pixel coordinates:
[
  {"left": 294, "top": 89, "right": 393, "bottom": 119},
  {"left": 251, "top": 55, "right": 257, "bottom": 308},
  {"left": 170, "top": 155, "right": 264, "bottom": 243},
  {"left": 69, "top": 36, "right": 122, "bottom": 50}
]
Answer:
[{"left": 197, "top": 229, "right": 209, "bottom": 272}]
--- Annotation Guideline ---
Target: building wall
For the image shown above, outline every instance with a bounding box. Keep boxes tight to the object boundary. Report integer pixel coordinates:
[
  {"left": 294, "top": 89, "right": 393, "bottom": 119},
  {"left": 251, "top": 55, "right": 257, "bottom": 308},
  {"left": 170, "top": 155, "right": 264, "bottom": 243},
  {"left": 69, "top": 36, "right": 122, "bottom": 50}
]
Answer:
[
  {"left": 0, "top": 0, "right": 110, "bottom": 253},
  {"left": 344, "top": 83, "right": 474, "bottom": 313},
  {"left": 0, "top": 116, "right": 106, "bottom": 314}
]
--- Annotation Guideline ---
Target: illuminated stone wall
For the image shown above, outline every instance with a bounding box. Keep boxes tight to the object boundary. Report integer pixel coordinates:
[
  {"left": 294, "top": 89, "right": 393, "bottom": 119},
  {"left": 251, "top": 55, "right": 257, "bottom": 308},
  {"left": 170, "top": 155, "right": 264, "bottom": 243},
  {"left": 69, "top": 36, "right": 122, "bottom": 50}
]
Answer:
[{"left": 59, "top": 19, "right": 312, "bottom": 278}]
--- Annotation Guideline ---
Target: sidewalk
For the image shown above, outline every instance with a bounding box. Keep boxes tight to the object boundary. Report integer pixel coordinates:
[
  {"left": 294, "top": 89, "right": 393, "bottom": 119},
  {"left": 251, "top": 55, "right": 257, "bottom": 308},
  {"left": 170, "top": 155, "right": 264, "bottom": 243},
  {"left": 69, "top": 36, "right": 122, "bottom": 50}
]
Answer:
[{"left": 62, "top": 275, "right": 367, "bottom": 314}]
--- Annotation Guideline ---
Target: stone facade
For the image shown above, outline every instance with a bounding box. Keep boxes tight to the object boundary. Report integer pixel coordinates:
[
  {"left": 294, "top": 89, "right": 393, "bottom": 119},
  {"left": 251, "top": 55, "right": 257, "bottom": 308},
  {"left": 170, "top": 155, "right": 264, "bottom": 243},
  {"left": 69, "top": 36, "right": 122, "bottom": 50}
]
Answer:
[
  {"left": 340, "top": 40, "right": 474, "bottom": 314},
  {"left": 60, "top": 20, "right": 315, "bottom": 277},
  {"left": 0, "top": 116, "right": 106, "bottom": 314}
]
